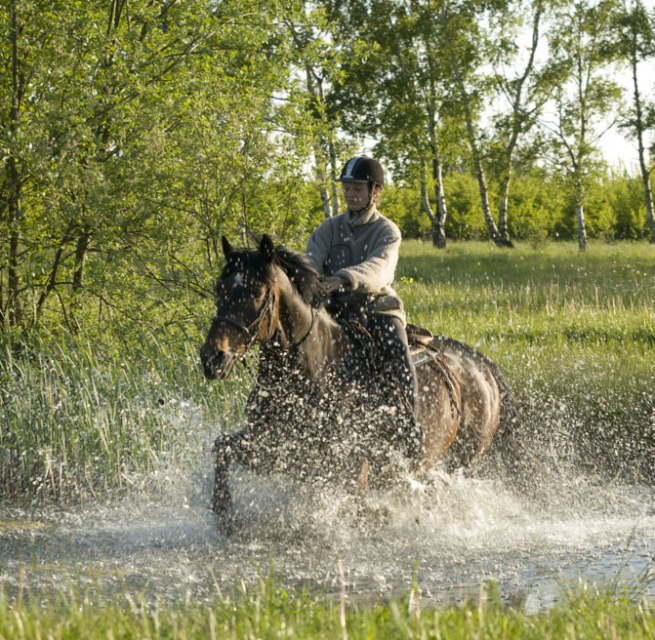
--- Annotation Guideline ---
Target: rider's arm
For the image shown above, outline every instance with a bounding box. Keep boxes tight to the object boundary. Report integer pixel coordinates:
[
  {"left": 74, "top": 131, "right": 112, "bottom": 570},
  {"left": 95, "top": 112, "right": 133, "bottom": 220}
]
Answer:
[
  {"left": 305, "top": 219, "right": 333, "bottom": 275},
  {"left": 334, "top": 225, "right": 400, "bottom": 293}
]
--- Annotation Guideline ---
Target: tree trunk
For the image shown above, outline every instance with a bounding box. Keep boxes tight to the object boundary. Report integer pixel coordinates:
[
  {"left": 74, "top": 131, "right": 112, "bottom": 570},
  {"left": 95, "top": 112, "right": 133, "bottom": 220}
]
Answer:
[
  {"left": 4, "top": 0, "right": 24, "bottom": 328},
  {"left": 72, "top": 225, "right": 91, "bottom": 291},
  {"left": 328, "top": 138, "right": 340, "bottom": 217},
  {"left": 419, "top": 164, "right": 440, "bottom": 247},
  {"left": 35, "top": 221, "right": 76, "bottom": 322},
  {"left": 305, "top": 64, "right": 339, "bottom": 219},
  {"left": 494, "top": 3, "right": 541, "bottom": 250},
  {"left": 497, "top": 171, "right": 515, "bottom": 247},
  {"left": 431, "top": 156, "right": 448, "bottom": 248},
  {"left": 630, "top": 46, "right": 655, "bottom": 242},
  {"left": 640, "top": 167, "right": 655, "bottom": 243},
  {"left": 424, "top": 50, "right": 448, "bottom": 248},
  {"left": 574, "top": 177, "right": 587, "bottom": 251},
  {"left": 453, "top": 62, "right": 502, "bottom": 246},
  {"left": 473, "top": 153, "right": 502, "bottom": 245},
  {"left": 314, "top": 155, "right": 332, "bottom": 219},
  {"left": 7, "top": 224, "right": 22, "bottom": 327}
]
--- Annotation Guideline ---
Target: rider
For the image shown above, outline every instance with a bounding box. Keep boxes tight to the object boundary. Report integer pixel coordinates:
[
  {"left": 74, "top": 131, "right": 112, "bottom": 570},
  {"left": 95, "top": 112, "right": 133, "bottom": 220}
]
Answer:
[{"left": 305, "top": 155, "right": 423, "bottom": 463}]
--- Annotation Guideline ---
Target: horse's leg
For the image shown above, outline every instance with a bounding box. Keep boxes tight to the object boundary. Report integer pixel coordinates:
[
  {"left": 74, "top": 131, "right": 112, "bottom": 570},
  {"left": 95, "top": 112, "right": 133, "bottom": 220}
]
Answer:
[
  {"left": 355, "top": 459, "right": 370, "bottom": 496},
  {"left": 213, "top": 426, "right": 277, "bottom": 530},
  {"left": 212, "top": 429, "right": 259, "bottom": 529},
  {"left": 212, "top": 432, "right": 237, "bottom": 518}
]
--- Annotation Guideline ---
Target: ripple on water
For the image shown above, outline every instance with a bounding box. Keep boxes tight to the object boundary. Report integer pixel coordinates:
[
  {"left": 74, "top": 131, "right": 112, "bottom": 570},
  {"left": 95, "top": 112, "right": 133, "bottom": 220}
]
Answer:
[{"left": 1, "top": 466, "right": 654, "bottom": 611}]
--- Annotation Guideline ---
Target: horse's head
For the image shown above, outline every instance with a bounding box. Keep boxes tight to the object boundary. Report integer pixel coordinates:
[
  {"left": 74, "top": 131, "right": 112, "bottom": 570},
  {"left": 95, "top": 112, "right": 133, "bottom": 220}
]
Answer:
[{"left": 200, "top": 235, "right": 278, "bottom": 380}]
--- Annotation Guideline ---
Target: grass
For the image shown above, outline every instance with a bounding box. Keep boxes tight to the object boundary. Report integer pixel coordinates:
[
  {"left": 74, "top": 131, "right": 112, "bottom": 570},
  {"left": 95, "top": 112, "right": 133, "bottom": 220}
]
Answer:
[
  {"left": 396, "top": 240, "right": 655, "bottom": 483},
  {"left": 397, "top": 240, "right": 655, "bottom": 355},
  {"left": 1, "top": 239, "right": 654, "bottom": 499},
  {"left": 1, "top": 578, "right": 654, "bottom": 639},
  {"left": 0, "top": 331, "right": 250, "bottom": 501},
  {"left": 1, "top": 240, "right": 655, "bottom": 636}
]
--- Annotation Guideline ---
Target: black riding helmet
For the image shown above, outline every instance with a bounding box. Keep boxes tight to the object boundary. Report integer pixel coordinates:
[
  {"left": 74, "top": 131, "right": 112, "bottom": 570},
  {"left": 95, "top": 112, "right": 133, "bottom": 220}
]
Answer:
[{"left": 337, "top": 155, "right": 385, "bottom": 187}]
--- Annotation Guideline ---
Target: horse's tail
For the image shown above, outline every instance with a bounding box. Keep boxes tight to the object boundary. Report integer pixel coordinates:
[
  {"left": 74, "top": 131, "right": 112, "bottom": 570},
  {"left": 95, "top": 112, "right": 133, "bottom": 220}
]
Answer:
[
  {"left": 474, "top": 348, "right": 537, "bottom": 482},
  {"left": 487, "top": 354, "right": 519, "bottom": 446}
]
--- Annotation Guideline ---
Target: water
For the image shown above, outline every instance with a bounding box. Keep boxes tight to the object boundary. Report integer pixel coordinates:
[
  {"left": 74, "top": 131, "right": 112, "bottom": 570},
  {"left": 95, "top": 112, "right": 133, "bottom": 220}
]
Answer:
[{"left": 2, "top": 454, "right": 654, "bottom": 612}]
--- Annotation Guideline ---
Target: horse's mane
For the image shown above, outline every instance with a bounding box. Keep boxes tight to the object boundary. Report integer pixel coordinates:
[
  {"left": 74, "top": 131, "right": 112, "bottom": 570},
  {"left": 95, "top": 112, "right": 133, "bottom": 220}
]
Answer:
[
  {"left": 218, "top": 240, "right": 321, "bottom": 306},
  {"left": 272, "top": 245, "right": 321, "bottom": 305}
]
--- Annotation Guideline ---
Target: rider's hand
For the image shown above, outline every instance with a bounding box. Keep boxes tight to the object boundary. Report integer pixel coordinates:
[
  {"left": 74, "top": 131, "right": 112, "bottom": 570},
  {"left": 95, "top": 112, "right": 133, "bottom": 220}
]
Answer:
[{"left": 320, "top": 275, "right": 347, "bottom": 296}]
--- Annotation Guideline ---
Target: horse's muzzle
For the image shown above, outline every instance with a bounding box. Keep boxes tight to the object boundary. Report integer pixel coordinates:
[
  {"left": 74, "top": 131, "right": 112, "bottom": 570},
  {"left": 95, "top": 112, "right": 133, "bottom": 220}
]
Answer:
[{"left": 200, "top": 345, "right": 236, "bottom": 380}]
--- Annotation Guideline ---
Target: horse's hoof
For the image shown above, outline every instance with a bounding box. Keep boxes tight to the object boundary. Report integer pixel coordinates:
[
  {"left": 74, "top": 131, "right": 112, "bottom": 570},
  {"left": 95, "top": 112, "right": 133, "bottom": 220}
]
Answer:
[{"left": 213, "top": 506, "right": 238, "bottom": 534}]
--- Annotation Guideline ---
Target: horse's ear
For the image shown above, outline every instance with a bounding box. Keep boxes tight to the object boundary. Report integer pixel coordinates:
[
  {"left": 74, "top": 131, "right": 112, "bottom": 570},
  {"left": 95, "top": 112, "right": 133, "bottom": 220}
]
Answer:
[
  {"left": 221, "top": 236, "right": 233, "bottom": 258},
  {"left": 260, "top": 234, "right": 276, "bottom": 263}
]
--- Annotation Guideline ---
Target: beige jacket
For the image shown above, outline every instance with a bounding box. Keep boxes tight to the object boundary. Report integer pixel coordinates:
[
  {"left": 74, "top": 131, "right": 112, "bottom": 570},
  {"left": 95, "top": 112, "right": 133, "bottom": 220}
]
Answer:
[{"left": 305, "top": 205, "right": 406, "bottom": 323}]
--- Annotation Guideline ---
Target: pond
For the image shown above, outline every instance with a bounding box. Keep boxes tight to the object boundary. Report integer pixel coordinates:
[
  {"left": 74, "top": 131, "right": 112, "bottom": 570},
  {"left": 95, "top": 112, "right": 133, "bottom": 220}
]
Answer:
[{"left": 1, "top": 453, "right": 653, "bottom": 613}]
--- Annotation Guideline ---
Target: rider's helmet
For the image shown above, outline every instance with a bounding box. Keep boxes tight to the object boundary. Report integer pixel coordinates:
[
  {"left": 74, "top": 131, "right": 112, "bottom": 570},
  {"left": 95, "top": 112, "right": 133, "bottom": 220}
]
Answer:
[{"left": 337, "top": 155, "right": 385, "bottom": 188}]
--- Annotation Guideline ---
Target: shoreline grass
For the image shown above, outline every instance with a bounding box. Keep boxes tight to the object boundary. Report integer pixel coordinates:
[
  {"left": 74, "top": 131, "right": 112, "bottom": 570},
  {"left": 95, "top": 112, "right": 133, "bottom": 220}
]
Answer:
[
  {"left": 1, "top": 240, "right": 654, "bottom": 501},
  {"left": 2, "top": 578, "right": 654, "bottom": 639}
]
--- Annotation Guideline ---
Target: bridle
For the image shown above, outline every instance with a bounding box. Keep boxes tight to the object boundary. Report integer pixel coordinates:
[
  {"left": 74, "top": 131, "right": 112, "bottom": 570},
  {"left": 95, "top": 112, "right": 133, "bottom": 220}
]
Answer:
[
  {"left": 211, "top": 278, "right": 318, "bottom": 354},
  {"left": 212, "top": 287, "right": 275, "bottom": 352}
]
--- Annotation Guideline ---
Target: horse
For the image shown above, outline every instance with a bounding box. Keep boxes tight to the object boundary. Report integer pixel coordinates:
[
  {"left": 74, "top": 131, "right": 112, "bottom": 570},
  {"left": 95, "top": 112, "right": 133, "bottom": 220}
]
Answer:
[{"left": 200, "top": 234, "right": 515, "bottom": 526}]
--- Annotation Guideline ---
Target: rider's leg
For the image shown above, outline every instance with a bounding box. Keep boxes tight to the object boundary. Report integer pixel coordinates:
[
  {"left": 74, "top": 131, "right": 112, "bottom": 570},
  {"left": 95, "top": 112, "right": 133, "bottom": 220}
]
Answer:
[{"left": 369, "top": 315, "right": 423, "bottom": 462}]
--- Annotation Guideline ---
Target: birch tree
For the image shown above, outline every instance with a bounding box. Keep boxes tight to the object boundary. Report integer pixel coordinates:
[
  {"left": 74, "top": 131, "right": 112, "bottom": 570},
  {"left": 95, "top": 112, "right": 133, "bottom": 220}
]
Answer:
[
  {"left": 283, "top": 4, "right": 343, "bottom": 219},
  {"left": 440, "top": 0, "right": 513, "bottom": 247},
  {"left": 323, "top": 0, "right": 467, "bottom": 247},
  {"left": 608, "top": 0, "right": 655, "bottom": 242},
  {"left": 545, "top": 0, "right": 622, "bottom": 250},
  {"left": 488, "top": 0, "right": 559, "bottom": 245}
]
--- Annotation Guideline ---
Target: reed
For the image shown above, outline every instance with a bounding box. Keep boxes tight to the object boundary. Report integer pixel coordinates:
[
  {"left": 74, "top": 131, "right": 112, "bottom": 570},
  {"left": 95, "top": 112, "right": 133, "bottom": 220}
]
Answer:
[
  {"left": 1, "top": 240, "right": 653, "bottom": 500},
  {"left": 1, "top": 578, "right": 653, "bottom": 639},
  {"left": 0, "top": 331, "right": 249, "bottom": 501}
]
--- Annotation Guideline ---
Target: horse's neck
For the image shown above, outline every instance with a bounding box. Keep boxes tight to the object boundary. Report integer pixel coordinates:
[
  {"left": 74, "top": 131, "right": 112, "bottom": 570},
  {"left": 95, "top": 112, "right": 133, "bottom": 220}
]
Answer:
[{"left": 276, "top": 287, "right": 345, "bottom": 378}]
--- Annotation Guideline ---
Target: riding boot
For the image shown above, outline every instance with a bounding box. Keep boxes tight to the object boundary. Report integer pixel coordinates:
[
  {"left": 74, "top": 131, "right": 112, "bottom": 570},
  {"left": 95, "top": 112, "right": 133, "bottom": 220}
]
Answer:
[{"left": 369, "top": 315, "right": 423, "bottom": 463}]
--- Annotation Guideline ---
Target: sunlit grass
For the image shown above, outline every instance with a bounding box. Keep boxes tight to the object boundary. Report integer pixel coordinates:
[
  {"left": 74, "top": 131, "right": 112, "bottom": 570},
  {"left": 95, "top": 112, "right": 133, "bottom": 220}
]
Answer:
[
  {"left": 398, "top": 239, "right": 655, "bottom": 372},
  {"left": 1, "top": 578, "right": 654, "bottom": 639},
  {"left": 1, "top": 240, "right": 654, "bottom": 500}
]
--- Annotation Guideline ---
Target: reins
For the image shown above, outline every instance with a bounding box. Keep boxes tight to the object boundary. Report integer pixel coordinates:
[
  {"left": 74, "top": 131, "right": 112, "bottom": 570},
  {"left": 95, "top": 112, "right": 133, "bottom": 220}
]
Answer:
[
  {"left": 213, "top": 279, "right": 319, "bottom": 353},
  {"left": 212, "top": 288, "right": 274, "bottom": 350}
]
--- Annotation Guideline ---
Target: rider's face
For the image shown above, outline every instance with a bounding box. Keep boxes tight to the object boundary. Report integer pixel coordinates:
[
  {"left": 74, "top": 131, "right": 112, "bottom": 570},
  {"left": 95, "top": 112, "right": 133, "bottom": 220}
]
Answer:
[{"left": 342, "top": 181, "right": 371, "bottom": 211}]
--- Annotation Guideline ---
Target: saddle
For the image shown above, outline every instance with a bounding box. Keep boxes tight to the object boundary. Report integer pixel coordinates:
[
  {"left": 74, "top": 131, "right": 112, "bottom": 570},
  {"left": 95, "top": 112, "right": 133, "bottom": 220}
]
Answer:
[
  {"left": 406, "top": 323, "right": 436, "bottom": 365},
  {"left": 407, "top": 323, "right": 434, "bottom": 347}
]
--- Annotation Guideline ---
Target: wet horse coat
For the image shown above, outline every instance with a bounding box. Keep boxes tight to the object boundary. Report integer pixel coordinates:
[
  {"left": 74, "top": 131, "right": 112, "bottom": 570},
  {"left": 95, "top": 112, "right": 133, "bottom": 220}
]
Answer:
[{"left": 200, "top": 235, "right": 513, "bottom": 522}]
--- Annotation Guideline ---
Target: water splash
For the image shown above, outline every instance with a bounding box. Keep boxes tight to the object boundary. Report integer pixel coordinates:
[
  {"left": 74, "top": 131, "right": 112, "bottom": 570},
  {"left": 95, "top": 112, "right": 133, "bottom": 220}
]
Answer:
[{"left": 1, "top": 399, "right": 654, "bottom": 612}]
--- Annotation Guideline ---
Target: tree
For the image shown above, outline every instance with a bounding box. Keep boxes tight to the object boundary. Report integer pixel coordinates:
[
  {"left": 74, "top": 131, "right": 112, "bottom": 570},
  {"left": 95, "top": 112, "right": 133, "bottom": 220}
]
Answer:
[
  {"left": 544, "top": 0, "right": 622, "bottom": 250},
  {"left": 322, "top": 0, "right": 468, "bottom": 248},
  {"left": 0, "top": 0, "right": 315, "bottom": 337},
  {"left": 608, "top": 0, "right": 655, "bottom": 242},
  {"left": 283, "top": 3, "right": 344, "bottom": 219},
  {"left": 488, "top": 0, "right": 560, "bottom": 245}
]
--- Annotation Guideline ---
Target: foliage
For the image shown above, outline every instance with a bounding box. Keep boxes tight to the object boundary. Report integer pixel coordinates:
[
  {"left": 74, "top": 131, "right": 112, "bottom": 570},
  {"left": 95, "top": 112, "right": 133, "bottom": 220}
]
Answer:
[{"left": 0, "top": 0, "right": 315, "bottom": 336}]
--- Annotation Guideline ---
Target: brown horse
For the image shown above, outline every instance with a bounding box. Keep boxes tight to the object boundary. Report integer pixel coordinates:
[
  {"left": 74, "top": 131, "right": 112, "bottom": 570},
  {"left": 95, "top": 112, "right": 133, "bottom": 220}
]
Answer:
[{"left": 200, "top": 235, "right": 514, "bottom": 526}]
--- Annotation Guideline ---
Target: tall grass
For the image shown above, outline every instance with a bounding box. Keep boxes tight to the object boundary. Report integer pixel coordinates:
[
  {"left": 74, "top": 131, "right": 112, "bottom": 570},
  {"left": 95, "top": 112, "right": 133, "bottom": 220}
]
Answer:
[
  {"left": 1, "top": 578, "right": 654, "bottom": 639},
  {"left": 398, "top": 240, "right": 654, "bottom": 356},
  {"left": 2, "top": 240, "right": 654, "bottom": 501},
  {"left": 397, "top": 240, "right": 655, "bottom": 483},
  {"left": 0, "top": 330, "right": 248, "bottom": 501}
]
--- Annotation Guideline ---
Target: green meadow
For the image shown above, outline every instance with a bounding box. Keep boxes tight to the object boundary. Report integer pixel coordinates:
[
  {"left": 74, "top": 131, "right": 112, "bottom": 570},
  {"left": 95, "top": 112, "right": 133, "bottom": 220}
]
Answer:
[
  {"left": 1, "top": 579, "right": 654, "bottom": 639},
  {"left": 1, "top": 240, "right": 655, "bottom": 636},
  {"left": 2, "top": 240, "right": 654, "bottom": 498}
]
